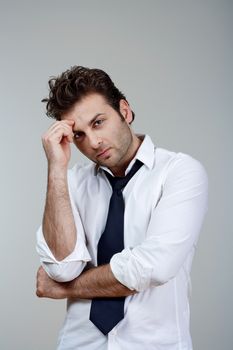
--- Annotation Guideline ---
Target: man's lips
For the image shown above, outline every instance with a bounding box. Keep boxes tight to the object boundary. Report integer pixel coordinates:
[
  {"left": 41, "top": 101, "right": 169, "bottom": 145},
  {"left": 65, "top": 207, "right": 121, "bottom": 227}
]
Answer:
[{"left": 97, "top": 148, "right": 111, "bottom": 158}]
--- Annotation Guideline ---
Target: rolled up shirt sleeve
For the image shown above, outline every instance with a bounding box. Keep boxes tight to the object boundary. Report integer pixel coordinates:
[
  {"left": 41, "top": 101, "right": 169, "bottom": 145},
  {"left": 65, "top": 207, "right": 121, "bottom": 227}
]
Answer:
[
  {"left": 110, "top": 154, "right": 208, "bottom": 292},
  {"left": 36, "top": 169, "right": 91, "bottom": 282}
]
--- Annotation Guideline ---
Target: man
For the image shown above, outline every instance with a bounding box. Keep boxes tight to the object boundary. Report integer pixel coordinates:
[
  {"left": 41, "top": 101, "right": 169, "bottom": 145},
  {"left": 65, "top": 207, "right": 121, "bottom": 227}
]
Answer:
[{"left": 36, "top": 66, "right": 208, "bottom": 350}]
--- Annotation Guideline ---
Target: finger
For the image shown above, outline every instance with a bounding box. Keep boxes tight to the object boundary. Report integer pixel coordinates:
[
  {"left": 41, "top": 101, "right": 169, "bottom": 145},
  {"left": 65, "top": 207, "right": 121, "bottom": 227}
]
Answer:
[
  {"left": 49, "top": 123, "right": 74, "bottom": 137},
  {"left": 36, "top": 267, "right": 41, "bottom": 289},
  {"left": 44, "top": 121, "right": 74, "bottom": 138},
  {"left": 62, "top": 119, "right": 75, "bottom": 126},
  {"left": 60, "top": 135, "right": 73, "bottom": 145},
  {"left": 48, "top": 120, "right": 74, "bottom": 133},
  {"left": 49, "top": 121, "right": 74, "bottom": 133},
  {"left": 62, "top": 134, "right": 73, "bottom": 143},
  {"left": 43, "top": 124, "right": 74, "bottom": 144},
  {"left": 49, "top": 127, "right": 74, "bottom": 143}
]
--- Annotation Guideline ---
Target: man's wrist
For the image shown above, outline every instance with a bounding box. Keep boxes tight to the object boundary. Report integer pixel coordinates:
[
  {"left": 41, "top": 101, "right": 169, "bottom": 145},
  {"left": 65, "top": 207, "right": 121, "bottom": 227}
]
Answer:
[
  {"left": 48, "top": 164, "right": 68, "bottom": 180},
  {"left": 66, "top": 278, "right": 80, "bottom": 299}
]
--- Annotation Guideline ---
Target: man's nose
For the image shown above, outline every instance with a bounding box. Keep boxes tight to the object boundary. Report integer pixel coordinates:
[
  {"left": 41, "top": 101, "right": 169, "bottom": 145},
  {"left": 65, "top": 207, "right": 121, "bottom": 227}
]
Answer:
[{"left": 88, "top": 133, "right": 102, "bottom": 149}]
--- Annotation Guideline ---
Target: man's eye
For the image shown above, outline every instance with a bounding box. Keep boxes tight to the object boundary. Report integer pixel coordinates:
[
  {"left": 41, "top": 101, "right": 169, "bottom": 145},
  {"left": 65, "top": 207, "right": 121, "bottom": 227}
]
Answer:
[
  {"left": 93, "top": 119, "right": 104, "bottom": 127},
  {"left": 73, "top": 132, "right": 84, "bottom": 140}
]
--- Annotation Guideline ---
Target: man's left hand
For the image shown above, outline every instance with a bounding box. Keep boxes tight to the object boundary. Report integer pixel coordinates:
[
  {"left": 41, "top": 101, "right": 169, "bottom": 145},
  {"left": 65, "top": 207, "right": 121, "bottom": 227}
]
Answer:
[{"left": 36, "top": 266, "right": 69, "bottom": 299}]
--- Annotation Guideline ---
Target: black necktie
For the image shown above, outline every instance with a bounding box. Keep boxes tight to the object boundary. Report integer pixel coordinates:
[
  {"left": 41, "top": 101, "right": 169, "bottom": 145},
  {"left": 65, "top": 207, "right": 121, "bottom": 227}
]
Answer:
[{"left": 89, "top": 160, "right": 143, "bottom": 335}]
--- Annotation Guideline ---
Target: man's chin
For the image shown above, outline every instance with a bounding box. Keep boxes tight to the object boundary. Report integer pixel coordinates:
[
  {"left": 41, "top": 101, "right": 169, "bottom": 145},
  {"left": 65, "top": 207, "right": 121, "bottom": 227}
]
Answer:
[{"left": 95, "top": 157, "right": 116, "bottom": 168}]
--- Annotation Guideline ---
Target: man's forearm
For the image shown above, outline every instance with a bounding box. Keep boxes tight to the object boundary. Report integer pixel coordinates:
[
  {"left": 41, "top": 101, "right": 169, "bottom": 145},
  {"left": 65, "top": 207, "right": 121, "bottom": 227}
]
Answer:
[
  {"left": 68, "top": 264, "right": 136, "bottom": 298},
  {"left": 36, "top": 264, "right": 136, "bottom": 299},
  {"left": 42, "top": 166, "right": 76, "bottom": 261}
]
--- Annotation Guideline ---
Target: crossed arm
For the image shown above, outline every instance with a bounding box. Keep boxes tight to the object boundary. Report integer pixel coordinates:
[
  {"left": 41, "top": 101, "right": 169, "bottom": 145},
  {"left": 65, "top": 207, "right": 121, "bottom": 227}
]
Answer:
[
  {"left": 36, "top": 173, "right": 134, "bottom": 299},
  {"left": 36, "top": 264, "right": 136, "bottom": 299}
]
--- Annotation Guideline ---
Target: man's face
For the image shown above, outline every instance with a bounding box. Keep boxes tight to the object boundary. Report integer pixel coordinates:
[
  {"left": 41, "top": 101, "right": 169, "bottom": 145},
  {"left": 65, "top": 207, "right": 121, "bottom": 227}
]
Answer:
[{"left": 62, "top": 93, "right": 136, "bottom": 175}]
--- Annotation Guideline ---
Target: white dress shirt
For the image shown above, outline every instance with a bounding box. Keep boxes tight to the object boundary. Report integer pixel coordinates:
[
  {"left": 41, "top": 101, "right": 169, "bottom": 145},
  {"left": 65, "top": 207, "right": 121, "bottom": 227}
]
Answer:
[{"left": 36, "top": 135, "right": 208, "bottom": 350}]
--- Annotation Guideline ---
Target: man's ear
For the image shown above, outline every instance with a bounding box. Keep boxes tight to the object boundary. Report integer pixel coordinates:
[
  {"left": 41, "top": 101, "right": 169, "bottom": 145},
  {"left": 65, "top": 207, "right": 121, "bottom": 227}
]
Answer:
[{"left": 119, "top": 99, "right": 133, "bottom": 124}]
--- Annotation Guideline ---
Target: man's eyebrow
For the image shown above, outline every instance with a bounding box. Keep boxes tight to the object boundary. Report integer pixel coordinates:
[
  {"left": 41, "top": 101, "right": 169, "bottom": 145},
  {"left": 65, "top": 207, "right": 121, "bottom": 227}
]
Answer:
[
  {"left": 72, "top": 113, "right": 106, "bottom": 133},
  {"left": 88, "top": 113, "right": 105, "bottom": 126}
]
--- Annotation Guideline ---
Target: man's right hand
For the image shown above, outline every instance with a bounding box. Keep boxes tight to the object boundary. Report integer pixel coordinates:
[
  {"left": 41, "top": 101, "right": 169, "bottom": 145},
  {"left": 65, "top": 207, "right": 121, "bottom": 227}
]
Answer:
[{"left": 42, "top": 120, "right": 75, "bottom": 170}]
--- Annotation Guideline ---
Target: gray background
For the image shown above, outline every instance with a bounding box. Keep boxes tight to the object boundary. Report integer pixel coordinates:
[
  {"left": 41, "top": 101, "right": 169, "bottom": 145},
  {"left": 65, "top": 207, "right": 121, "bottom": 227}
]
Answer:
[{"left": 0, "top": 0, "right": 232, "bottom": 349}]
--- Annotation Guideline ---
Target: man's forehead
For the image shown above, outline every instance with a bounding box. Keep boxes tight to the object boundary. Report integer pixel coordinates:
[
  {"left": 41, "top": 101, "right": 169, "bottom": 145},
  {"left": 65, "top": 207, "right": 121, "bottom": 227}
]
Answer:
[{"left": 62, "top": 93, "right": 109, "bottom": 121}]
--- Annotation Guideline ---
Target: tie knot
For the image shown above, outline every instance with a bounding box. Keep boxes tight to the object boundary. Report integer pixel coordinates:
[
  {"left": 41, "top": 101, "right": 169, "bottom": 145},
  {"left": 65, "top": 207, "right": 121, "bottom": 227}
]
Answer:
[{"left": 105, "top": 159, "right": 143, "bottom": 192}]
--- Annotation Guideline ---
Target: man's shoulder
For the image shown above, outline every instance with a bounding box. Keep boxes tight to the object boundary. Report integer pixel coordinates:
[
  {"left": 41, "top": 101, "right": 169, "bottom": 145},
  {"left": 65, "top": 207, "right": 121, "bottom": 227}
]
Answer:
[
  {"left": 67, "top": 162, "right": 96, "bottom": 187},
  {"left": 70, "top": 161, "right": 95, "bottom": 174},
  {"left": 154, "top": 146, "right": 184, "bottom": 170},
  {"left": 155, "top": 145, "right": 202, "bottom": 168},
  {"left": 154, "top": 146, "right": 208, "bottom": 185}
]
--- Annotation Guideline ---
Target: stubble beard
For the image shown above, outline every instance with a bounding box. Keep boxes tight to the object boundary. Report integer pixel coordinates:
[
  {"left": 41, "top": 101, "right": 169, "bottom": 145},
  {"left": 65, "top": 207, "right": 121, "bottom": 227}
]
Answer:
[
  {"left": 104, "top": 130, "right": 133, "bottom": 174},
  {"left": 93, "top": 117, "right": 134, "bottom": 171}
]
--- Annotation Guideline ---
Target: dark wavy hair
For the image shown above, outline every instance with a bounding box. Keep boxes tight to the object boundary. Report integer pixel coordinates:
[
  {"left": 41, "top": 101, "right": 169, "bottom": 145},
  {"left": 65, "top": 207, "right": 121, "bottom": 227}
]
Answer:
[{"left": 42, "top": 66, "right": 135, "bottom": 123}]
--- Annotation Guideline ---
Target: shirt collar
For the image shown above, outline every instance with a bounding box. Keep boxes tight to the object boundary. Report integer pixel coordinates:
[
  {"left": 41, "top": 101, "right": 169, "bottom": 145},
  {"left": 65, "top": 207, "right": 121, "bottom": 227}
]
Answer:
[
  {"left": 94, "top": 134, "right": 155, "bottom": 176},
  {"left": 133, "top": 134, "right": 155, "bottom": 170}
]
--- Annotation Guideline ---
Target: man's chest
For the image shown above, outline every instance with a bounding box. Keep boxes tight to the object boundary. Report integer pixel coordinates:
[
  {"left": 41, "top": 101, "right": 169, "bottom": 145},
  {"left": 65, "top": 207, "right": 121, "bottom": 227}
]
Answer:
[{"left": 73, "top": 169, "right": 164, "bottom": 263}]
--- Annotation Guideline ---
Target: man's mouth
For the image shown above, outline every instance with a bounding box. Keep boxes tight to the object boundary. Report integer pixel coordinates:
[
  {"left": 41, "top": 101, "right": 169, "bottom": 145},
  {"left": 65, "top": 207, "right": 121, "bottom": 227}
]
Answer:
[{"left": 97, "top": 148, "right": 111, "bottom": 158}]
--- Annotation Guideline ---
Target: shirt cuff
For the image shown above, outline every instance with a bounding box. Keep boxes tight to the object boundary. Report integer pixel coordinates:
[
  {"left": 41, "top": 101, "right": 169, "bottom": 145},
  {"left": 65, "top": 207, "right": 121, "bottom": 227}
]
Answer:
[
  {"left": 36, "top": 225, "right": 90, "bottom": 262},
  {"left": 110, "top": 248, "right": 153, "bottom": 292},
  {"left": 36, "top": 226, "right": 91, "bottom": 282}
]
